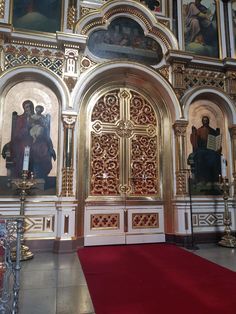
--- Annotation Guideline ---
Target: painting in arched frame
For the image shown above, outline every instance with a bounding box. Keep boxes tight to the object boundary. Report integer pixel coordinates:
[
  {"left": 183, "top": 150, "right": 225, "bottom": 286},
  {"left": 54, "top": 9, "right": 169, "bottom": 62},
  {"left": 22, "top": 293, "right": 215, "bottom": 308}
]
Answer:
[
  {"left": 0, "top": 82, "right": 59, "bottom": 196},
  {"left": 187, "top": 100, "right": 226, "bottom": 195},
  {"left": 88, "top": 17, "right": 163, "bottom": 65}
]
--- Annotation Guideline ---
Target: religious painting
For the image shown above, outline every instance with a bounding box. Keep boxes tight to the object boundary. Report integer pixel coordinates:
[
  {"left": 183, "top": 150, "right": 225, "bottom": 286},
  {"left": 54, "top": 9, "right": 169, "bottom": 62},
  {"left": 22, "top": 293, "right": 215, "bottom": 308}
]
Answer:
[
  {"left": 187, "top": 101, "right": 226, "bottom": 195},
  {"left": 183, "top": 0, "right": 220, "bottom": 58},
  {"left": 88, "top": 17, "right": 163, "bottom": 65},
  {"left": 12, "top": 0, "right": 63, "bottom": 33},
  {"left": 0, "top": 82, "right": 58, "bottom": 196}
]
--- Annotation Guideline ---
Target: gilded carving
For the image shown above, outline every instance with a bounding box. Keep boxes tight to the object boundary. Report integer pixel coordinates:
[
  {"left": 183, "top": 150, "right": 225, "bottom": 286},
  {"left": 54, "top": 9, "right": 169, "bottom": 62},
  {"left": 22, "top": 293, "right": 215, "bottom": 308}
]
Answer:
[
  {"left": 185, "top": 68, "right": 224, "bottom": 90},
  {"left": 62, "top": 115, "right": 77, "bottom": 128},
  {"left": 158, "top": 66, "right": 169, "bottom": 81},
  {"left": 151, "top": 28, "right": 171, "bottom": 49},
  {"left": 80, "top": 6, "right": 96, "bottom": 18},
  {"left": 67, "top": 1, "right": 77, "bottom": 30},
  {"left": 91, "top": 90, "right": 120, "bottom": 123},
  {"left": 116, "top": 120, "right": 134, "bottom": 138},
  {"left": 131, "top": 135, "right": 159, "bottom": 195},
  {"left": 157, "top": 19, "right": 170, "bottom": 29},
  {"left": 176, "top": 171, "right": 187, "bottom": 195},
  {"left": 91, "top": 214, "right": 120, "bottom": 229},
  {"left": 132, "top": 213, "right": 159, "bottom": 229},
  {"left": 61, "top": 114, "right": 77, "bottom": 196},
  {"left": 0, "top": 0, "right": 5, "bottom": 19},
  {"left": 173, "top": 121, "right": 188, "bottom": 137},
  {"left": 90, "top": 132, "right": 120, "bottom": 195},
  {"left": 61, "top": 168, "right": 74, "bottom": 197},
  {"left": 130, "top": 92, "right": 156, "bottom": 125},
  {"left": 90, "top": 88, "right": 160, "bottom": 197},
  {"left": 173, "top": 121, "right": 188, "bottom": 195}
]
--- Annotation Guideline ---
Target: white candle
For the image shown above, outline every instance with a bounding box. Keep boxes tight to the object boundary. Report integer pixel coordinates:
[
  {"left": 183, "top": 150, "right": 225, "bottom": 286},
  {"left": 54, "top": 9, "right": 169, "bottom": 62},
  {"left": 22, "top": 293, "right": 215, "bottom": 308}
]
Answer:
[
  {"left": 23, "top": 146, "right": 30, "bottom": 171},
  {"left": 221, "top": 155, "right": 227, "bottom": 178}
]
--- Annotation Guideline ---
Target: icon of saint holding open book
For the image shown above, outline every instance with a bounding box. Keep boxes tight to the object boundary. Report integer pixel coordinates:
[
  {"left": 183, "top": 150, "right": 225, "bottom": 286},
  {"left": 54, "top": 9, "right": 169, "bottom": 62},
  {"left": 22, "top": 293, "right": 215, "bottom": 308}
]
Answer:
[{"left": 189, "top": 116, "right": 222, "bottom": 191}]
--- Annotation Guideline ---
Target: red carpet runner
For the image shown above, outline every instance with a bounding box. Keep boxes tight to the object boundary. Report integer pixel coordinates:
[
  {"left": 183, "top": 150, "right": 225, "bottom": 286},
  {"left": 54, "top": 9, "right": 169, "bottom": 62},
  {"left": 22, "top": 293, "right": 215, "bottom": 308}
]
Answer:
[{"left": 78, "top": 243, "right": 236, "bottom": 314}]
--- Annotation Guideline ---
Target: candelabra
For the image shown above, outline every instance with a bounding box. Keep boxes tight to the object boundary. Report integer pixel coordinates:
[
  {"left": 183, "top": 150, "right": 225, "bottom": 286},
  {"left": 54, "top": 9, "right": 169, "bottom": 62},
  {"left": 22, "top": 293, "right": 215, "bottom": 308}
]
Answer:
[
  {"left": 11, "top": 170, "right": 36, "bottom": 261},
  {"left": 218, "top": 176, "right": 236, "bottom": 248}
]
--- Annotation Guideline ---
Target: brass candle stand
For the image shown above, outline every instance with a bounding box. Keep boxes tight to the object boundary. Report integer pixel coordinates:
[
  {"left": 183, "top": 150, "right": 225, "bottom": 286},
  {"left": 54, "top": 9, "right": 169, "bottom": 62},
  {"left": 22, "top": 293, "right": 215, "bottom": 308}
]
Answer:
[
  {"left": 11, "top": 170, "right": 36, "bottom": 261},
  {"left": 218, "top": 176, "right": 236, "bottom": 248}
]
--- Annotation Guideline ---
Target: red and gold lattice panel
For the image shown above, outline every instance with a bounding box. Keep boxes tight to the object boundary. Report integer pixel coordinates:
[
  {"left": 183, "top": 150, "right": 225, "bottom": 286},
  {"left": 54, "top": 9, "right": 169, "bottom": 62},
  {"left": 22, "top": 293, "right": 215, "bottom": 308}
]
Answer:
[
  {"left": 90, "top": 88, "right": 160, "bottom": 197},
  {"left": 90, "top": 132, "right": 120, "bottom": 195},
  {"left": 132, "top": 213, "right": 159, "bottom": 229},
  {"left": 130, "top": 91, "right": 157, "bottom": 126},
  {"left": 91, "top": 90, "right": 120, "bottom": 123},
  {"left": 91, "top": 214, "right": 120, "bottom": 230},
  {"left": 131, "top": 135, "right": 158, "bottom": 195}
]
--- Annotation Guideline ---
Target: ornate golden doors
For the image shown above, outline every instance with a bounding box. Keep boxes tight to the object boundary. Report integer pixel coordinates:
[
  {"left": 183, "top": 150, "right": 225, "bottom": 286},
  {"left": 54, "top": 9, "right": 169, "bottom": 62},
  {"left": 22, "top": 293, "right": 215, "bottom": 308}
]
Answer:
[
  {"left": 90, "top": 88, "right": 160, "bottom": 196},
  {"left": 84, "top": 88, "right": 165, "bottom": 245}
]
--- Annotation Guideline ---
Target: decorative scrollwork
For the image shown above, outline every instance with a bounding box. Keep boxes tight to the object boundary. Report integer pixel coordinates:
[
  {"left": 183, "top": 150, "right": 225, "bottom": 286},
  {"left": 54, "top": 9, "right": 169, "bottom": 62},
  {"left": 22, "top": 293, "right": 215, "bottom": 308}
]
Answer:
[
  {"left": 91, "top": 133, "right": 119, "bottom": 195},
  {"left": 91, "top": 91, "right": 120, "bottom": 123},
  {"left": 131, "top": 135, "right": 159, "bottom": 195},
  {"left": 130, "top": 92, "right": 157, "bottom": 125},
  {"left": 90, "top": 88, "right": 159, "bottom": 197}
]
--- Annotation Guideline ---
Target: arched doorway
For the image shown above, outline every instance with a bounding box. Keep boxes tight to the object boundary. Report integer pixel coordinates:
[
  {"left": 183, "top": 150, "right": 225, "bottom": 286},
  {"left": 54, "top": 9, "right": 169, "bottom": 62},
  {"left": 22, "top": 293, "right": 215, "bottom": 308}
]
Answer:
[
  {"left": 73, "top": 61, "right": 181, "bottom": 246},
  {"left": 81, "top": 86, "right": 167, "bottom": 245}
]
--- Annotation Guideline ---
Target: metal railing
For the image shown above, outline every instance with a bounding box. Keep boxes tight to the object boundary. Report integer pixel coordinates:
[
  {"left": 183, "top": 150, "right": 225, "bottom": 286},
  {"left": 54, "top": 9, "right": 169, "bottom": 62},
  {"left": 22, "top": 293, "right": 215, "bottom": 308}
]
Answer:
[{"left": 0, "top": 216, "right": 23, "bottom": 314}]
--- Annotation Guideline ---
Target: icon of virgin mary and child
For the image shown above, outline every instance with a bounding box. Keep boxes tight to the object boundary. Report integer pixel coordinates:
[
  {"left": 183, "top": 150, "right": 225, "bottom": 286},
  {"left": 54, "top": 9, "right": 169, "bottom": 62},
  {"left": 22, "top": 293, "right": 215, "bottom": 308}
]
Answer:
[{"left": 2, "top": 100, "right": 56, "bottom": 183}]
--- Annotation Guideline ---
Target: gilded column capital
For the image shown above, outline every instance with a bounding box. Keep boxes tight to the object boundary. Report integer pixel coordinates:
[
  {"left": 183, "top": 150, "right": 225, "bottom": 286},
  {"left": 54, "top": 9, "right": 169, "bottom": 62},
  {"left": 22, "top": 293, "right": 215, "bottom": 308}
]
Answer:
[
  {"left": 62, "top": 114, "right": 77, "bottom": 129},
  {"left": 173, "top": 121, "right": 188, "bottom": 136}
]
